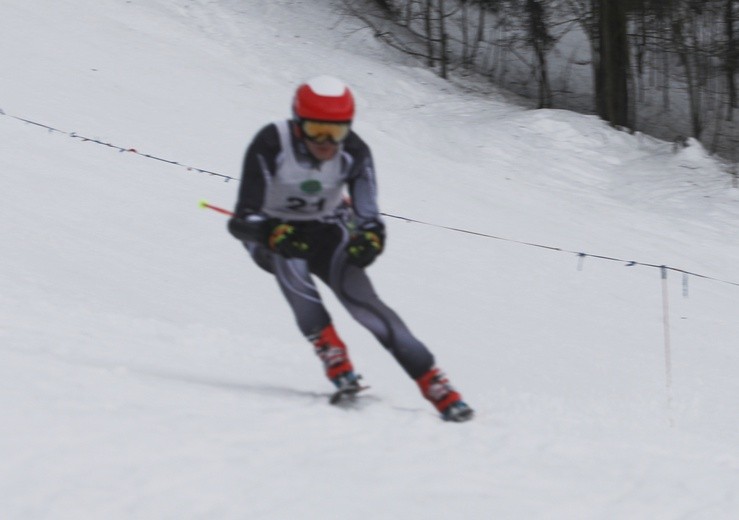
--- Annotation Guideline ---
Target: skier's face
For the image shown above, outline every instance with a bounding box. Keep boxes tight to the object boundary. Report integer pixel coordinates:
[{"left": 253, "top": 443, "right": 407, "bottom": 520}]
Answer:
[{"left": 305, "top": 139, "right": 339, "bottom": 161}]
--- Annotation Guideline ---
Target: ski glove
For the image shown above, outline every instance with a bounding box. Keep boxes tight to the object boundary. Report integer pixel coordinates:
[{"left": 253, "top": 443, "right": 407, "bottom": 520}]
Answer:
[
  {"left": 267, "top": 221, "right": 310, "bottom": 259},
  {"left": 346, "top": 222, "right": 385, "bottom": 268},
  {"left": 228, "top": 213, "right": 269, "bottom": 243}
]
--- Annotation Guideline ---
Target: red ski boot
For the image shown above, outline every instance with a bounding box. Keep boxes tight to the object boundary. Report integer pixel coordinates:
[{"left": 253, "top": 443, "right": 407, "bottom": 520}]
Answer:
[
  {"left": 310, "top": 324, "right": 359, "bottom": 389},
  {"left": 416, "top": 367, "right": 474, "bottom": 422}
]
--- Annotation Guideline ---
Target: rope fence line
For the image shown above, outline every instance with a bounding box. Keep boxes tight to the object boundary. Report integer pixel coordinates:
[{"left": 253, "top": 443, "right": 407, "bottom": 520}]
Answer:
[
  {"left": 383, "top": 212, "right": 739, "bottom": 288},
  {"left": 0, "top": 109, "right": 234, "bottom": 182},
  {"left": 3, "top": 108, "right": 738, "bottom": 290}
]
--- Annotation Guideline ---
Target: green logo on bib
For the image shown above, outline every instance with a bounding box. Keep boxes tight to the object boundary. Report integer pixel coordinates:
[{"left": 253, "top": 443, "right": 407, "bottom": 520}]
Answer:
[{"left": 300, "top": 180, "right": 323, "bottom": 194}]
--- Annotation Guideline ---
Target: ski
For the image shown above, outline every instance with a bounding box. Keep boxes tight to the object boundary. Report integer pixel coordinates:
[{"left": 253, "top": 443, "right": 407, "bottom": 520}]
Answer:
[{"left": 329, "top": 384, "right": 370, "bottom": 405}]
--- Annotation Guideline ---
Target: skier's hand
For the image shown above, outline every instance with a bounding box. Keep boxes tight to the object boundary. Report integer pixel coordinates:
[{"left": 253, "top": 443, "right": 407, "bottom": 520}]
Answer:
[
  {"left": 267, "top": 221, "right": 310, "bottom": 259},
  {"left": 228, "top": 213, "right": 269, "bottom": 243},
  {"left": 346, "top": 222, "right": 385, "bottom": 268}
]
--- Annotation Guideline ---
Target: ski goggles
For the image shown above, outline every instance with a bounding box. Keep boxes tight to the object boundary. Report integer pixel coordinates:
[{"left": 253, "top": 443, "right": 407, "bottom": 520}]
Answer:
[{"left": 300, "top": 120, "right": 351, "bottom": 144}]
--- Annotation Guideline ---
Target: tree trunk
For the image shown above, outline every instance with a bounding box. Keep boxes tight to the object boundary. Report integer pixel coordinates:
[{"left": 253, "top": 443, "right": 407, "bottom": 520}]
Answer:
[
  {"left": 438, "top": 0, "right": 449, "bottom": 79},
  {"left": 673, "top": 11, "right": 703, "bottom": 139},
  {"left": 598, "top": 0, "right": 630, "bottom": 128},
  {"left": 726, "top": 0, "right": 737, "bottom": 118},
  {"left": 424, "top": 0, "right": 435, "bottom": 68},
  {"left": 527, "top": 0, "right": 552, "bottom": 108}
]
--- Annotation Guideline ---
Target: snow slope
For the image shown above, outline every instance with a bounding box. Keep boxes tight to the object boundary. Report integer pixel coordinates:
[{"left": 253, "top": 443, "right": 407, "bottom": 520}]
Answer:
[{"left": 1, "top": 0, "right": 738, "bottom": 518}]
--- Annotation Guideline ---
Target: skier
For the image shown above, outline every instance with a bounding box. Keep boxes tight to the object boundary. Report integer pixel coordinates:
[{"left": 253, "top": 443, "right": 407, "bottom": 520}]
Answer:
[{"left": 227, "top": 75, "right": 473, "bottom": 422}]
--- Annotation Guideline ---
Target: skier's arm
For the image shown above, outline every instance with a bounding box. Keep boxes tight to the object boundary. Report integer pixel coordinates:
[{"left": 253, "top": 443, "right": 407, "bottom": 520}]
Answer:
[
  {"left": 345, "top": 134, "right": 385, "bottom": 267},
  {"left": 229, "top": 124, "right": 280, "bottom": 243},
  {"left": 345, "top": 134, "right": 383, "bottom": 230},
  {"left": 233, "top": 124, "right": 280, "bottom": 218}
]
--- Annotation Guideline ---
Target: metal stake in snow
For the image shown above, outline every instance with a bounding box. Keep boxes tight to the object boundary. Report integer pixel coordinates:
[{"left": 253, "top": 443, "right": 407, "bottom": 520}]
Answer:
[
  {"left": 199, "top": 199, "right": 234, "bottom": 217},
  {"left": 661, "top": 266, "right": 674, "bottom": 426}
]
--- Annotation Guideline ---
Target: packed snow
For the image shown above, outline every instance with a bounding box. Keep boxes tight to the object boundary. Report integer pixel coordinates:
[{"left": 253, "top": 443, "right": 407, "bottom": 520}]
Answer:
[{"left": 1, "top": 0, "right": 738, "bottom": 518}]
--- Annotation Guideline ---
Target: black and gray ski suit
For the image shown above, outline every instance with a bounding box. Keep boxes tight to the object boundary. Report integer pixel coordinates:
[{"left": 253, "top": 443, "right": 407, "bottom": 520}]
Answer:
[{"left": 232, "top": 120, "right": 434, "bottom": 378}]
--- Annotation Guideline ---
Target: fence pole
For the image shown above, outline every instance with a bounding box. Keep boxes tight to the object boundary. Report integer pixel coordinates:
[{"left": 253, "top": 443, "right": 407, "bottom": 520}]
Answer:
[{"left": 661, "top": 266, "right": 674, "bottom": 426}]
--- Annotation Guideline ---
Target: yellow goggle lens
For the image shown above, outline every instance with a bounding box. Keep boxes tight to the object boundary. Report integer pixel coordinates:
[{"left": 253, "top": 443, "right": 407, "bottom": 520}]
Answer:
[{"left": 301, "top": 120, "right": 350, "bottom": 143}]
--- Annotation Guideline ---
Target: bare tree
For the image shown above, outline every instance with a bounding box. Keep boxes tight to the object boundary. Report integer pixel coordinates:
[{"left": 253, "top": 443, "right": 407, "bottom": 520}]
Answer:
[
  {"left": 597, "top": 0, "right": 630, "bottom": 127},
  {"left": 525, "top": 0, "right": 554, "bottom": 107},
  {"left": 343, "top": 0, "right": 737, "bottom": 161},
  {"left": 438, "top": 0, "right": 450, "bottom": 78},
  {"left": 725, "top": 0, "right": 737, "bottom": 117}
]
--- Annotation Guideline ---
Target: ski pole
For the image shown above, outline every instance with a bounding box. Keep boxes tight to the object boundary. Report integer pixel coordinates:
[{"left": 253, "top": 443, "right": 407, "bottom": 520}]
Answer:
[{"left": 199, "top": 199, "right": 234, "bottom": 217}]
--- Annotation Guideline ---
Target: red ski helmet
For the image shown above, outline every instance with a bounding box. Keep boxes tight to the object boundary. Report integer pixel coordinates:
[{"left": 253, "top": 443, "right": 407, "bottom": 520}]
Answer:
[{"left": 293, "top": 76, "right": 355, "bottom": 122}]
